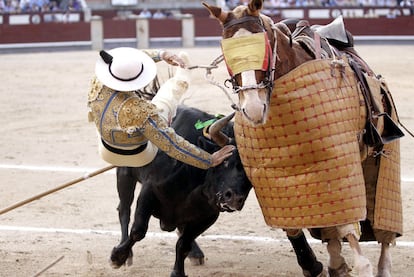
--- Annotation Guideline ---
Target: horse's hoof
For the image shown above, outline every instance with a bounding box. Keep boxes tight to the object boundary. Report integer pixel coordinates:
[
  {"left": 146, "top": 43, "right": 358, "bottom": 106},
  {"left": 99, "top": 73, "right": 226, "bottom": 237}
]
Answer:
[
  {"left": 355, "top": 256, "right": 374, "bottom": 277},
  {"left": 376, "top": 270, "right": 392, "bottom": 277},
  {"left": 329, "top": 263, "right": 352, "bottom": 277}
]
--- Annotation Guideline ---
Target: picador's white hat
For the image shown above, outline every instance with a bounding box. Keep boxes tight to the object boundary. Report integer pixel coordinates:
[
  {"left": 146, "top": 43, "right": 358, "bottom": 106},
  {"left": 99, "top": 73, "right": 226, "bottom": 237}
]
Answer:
[{"left": 95, "top": 47, "right": 157, "bottom": 91}]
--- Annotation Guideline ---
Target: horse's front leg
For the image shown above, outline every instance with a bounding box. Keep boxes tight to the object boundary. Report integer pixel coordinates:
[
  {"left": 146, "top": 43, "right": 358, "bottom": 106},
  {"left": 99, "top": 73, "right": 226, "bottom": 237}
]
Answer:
[
  {"left": 377, "top": 242, "right": 391, "bottom": 277},
  {"left": 286, "top": 229, "right": 327, "bottom": 277},
  {"left": 326, "top": 238, "right": 352, "bottom": 277},
  {"left": 345, "top": 232, "right": 374, "bottom": 277}
]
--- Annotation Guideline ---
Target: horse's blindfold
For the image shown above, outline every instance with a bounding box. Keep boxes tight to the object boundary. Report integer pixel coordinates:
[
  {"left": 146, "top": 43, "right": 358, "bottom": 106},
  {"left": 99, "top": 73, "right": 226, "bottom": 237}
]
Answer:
[{"left": 221, "top": 32, "right": 272, "bottom": 76}]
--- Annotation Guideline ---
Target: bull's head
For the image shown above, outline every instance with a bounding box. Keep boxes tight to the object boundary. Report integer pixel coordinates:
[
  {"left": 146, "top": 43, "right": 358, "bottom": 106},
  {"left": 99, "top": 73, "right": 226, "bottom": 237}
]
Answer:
[{"left": 206, "top": 113, "right": 252, "bottom": 212}]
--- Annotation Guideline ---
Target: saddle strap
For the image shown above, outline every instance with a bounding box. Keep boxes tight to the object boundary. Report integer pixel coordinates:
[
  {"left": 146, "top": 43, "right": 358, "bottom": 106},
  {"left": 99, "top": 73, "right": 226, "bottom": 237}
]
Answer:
[
  {"left": 349, "top": 58, "right": 376, "bottom": 116},
  {"left": 348, "top": 58, "right": 382, "bottom": 147}
]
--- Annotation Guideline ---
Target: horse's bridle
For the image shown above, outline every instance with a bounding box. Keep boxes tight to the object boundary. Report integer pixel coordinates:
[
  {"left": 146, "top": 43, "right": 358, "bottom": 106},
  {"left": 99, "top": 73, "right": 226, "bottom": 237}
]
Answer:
[{"left": 222, "top": 15, "right": 278, "bottom": 97}]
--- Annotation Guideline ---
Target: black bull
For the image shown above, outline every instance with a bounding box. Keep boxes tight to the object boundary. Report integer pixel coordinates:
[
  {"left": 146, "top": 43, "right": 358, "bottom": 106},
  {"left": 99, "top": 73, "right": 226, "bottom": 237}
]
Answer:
[{"left": 110, "top": 105, "right": 252, "bottom": 277}]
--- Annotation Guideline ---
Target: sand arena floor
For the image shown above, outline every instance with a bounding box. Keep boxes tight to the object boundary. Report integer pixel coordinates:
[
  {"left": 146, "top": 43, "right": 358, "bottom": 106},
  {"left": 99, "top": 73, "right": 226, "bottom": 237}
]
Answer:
[{"left": 1, "top": 45, "right": 414, "bottom": 276}]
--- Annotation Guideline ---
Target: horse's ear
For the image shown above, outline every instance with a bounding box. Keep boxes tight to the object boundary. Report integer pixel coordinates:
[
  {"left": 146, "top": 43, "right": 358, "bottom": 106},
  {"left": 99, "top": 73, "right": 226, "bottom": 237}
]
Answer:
[
  {"left": 248, "top": 0, "right": 263, "bottom": 15},
  {"left": 202, "top": 2, "right": 227, "bottom": 23}
]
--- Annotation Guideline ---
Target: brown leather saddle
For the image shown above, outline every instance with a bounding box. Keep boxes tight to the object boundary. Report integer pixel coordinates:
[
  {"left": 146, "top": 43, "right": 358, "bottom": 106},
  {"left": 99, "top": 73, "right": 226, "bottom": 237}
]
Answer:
[{"left": 287, "top": 17, "right": 404, "bottom": 148}]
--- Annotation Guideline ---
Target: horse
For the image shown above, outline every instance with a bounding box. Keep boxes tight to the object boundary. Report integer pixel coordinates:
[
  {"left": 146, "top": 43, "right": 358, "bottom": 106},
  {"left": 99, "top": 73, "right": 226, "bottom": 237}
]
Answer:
[{"left": 203, "top": 1, "right": 404, "bottom": 277}]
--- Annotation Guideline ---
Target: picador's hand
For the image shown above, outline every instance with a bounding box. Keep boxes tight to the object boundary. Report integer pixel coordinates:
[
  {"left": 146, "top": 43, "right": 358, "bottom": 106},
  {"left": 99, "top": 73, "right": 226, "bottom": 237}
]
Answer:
[
  {"left": 160, "top": 51, "right": 186, "bottom": 68},
  {"left": 210, "top": 145, "right": 235, "bottom": 167}
]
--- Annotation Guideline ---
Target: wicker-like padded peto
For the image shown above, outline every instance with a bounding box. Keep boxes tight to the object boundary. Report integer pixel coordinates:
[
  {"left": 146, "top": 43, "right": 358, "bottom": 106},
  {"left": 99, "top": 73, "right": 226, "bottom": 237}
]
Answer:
[{"left": 235, "top": 57, "right": 400, "bottom": 229}]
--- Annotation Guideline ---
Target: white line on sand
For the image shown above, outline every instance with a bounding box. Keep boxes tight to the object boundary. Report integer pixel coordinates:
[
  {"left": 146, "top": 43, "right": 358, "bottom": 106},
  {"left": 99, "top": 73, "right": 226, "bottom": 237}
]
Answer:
[
  {"left": 2, "top": 164, "right": 413, "bottom": 247},
  {"left": 0, "top": 225, "right": 413, "bottom": 247}
]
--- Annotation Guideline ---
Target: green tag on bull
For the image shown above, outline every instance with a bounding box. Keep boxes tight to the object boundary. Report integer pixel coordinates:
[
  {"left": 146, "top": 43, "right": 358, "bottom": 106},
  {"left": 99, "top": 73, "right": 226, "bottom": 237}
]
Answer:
[{"left": 194, "top": 114, "right": 225, "bottom": 130}]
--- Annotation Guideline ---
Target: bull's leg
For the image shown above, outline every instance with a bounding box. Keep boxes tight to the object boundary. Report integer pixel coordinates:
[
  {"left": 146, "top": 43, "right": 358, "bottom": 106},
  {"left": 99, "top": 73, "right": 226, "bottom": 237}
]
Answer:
[
  {"left": 326, "top": 238, "right": 352, "bottom": 277},
  {"left": 111, "top": 185, "right": 156, "bottom": 268},
  {"left": 188, "top": 240, "right": 205, "bottom": 265},
  {"left": 113, "top": 167, "right": 137, "bottom": 267},
  {"left": 171, "top": 215, "right": 218, "bottom": 277},
  {"left": 377, "top": 242, "right": 391, "bottom": 277},
  {"left": 286, "top": 229, "right": 327, "bottom": 277},
  {"left": 110, "top": 238, "right": 135, "bottom": 268},
  {"left": 177, "top": 228, "right": 205, "bottom": 266}
]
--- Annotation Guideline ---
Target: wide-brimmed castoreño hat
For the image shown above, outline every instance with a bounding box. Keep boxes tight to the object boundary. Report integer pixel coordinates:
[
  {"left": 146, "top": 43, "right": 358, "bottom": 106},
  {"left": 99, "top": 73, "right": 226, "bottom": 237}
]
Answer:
[{"left": 95, "top": 47, "right": 157, "bottom": 91}]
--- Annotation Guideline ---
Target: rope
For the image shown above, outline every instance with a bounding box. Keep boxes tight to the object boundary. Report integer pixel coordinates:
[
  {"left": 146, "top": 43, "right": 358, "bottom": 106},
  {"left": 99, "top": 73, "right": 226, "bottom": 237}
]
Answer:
[
  {"left": 0, "top": 165, "right": 116, "bottom": 216},
  {"left": 188, "top": 55, "right": 238, "bottom": 110}
]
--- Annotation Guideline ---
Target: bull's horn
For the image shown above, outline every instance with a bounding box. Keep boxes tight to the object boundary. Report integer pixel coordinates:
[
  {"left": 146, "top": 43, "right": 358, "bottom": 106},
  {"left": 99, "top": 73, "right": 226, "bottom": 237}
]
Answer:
[{"left": 209, "top": 112, "right": 235, "bottom": 147}]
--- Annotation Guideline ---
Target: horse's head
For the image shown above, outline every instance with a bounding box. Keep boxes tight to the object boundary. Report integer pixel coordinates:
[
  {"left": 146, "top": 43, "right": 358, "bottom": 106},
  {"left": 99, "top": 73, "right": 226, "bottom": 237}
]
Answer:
[
  {"left": 203, "top": 0, "right": 275, "bottom": 125},
  {"left": 204, "top": 0, "right": 314, "bottom": 126}
]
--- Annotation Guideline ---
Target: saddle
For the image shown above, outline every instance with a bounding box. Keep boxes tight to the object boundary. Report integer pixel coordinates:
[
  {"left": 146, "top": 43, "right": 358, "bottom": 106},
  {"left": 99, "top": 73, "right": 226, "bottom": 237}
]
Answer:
[
  {"left": 289, "top": 18, "right": 404, "bottom": 148},
  {"left": 311, "top": 15, "right": 354, "bottom": 49}
]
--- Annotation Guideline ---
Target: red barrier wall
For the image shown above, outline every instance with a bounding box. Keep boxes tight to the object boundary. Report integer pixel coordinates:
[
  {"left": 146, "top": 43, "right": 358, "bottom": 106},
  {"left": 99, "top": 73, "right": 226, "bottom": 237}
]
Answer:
[
  {"left": 0, "top": 9, "right": 413, "bottom": 44},
  {"left": 0, "top": 22, "right": 90, "bottom": 43}
]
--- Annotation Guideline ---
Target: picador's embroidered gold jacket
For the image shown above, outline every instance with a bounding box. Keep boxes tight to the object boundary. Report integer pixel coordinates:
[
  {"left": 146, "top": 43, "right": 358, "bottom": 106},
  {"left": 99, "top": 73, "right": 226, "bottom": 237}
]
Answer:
[{"left": 88, "top": 49, "right": 213, "bottom": 169}]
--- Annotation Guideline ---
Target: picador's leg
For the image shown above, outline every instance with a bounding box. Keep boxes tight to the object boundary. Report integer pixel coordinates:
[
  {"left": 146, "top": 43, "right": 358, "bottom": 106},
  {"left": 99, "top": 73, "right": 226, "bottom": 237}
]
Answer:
[
  {"left": 286, "top": 229, "right": 326, "bottom": 277},
  {"left": 151, "top": 51, "right": 191, "bottom": 123}
]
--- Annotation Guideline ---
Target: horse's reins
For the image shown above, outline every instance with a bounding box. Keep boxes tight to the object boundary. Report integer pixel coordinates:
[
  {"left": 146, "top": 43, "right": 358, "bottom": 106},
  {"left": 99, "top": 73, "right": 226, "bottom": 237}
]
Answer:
[
  {"left": 189, "top": 15, "right": 279, "bottom": 112},
  {"left": 187, "top": 56, "right": 239, "bottom": 110}
]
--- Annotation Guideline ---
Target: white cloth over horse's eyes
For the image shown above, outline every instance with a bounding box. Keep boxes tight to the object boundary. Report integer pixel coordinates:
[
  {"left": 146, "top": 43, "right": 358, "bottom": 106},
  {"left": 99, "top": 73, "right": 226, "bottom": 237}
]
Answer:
[{"left": 221, "top": 32, "right": 272, "bottom": 76}]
